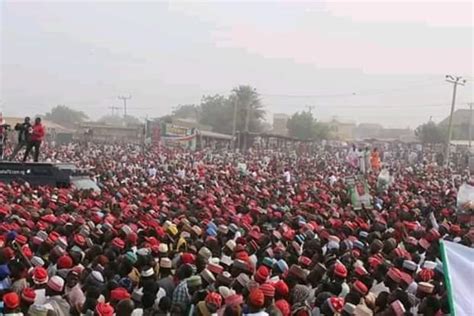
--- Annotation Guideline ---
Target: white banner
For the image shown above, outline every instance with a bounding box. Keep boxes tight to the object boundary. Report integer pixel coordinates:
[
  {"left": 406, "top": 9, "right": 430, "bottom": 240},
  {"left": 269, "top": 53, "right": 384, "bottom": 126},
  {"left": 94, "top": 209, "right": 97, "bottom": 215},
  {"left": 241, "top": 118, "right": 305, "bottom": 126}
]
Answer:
[{"left": 440, "top": 240, "right": 474, "bottom": 316}]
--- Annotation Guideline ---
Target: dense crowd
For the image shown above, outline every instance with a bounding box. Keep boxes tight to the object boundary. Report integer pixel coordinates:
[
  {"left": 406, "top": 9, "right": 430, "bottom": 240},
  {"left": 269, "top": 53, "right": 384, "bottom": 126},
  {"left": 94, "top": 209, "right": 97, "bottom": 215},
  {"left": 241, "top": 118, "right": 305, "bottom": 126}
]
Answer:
[{"left": 0, "top": 141, "right": 472, "bottom": 316}]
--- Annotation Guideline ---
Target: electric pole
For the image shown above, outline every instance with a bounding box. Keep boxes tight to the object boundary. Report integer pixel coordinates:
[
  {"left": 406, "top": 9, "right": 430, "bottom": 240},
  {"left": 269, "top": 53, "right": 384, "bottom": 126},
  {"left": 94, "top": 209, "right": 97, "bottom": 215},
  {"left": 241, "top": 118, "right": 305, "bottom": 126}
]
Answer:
[
  {"left": 231, "top": 96, "right": 238, "bottom": 151},
  {"left": 243, "top": 100, "right": 252, "bottom": 151},
  {"left": 109, "top": 106, "right": 120, "bottom": 116},
  {"left": 469, "top": 102, "right": 473, "bottom": 148},
  {"left": 118, "top": 95, "right": 132, "bottom": 118},
  {"left": 444, "top": 75, "right": 466, "bottom": 167}
]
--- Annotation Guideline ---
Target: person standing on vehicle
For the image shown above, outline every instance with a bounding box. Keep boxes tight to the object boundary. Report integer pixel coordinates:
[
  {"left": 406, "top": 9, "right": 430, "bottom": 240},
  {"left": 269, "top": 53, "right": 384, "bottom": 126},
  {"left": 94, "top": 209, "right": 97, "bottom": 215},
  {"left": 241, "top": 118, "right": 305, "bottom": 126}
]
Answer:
[
  {"left": 23, "top": 117, "right": 45, "bottom": 162},
  {"left": 9, "top": 117, "right": 31, "bottom": 161}
]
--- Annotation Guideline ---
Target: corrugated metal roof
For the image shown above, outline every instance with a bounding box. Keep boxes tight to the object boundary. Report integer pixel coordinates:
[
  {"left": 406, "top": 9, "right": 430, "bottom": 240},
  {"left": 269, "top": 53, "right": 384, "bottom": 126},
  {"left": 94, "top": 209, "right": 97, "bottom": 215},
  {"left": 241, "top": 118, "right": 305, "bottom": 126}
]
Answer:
[{"left": 199, "top": 130, "right": 233, "bottom": 140}]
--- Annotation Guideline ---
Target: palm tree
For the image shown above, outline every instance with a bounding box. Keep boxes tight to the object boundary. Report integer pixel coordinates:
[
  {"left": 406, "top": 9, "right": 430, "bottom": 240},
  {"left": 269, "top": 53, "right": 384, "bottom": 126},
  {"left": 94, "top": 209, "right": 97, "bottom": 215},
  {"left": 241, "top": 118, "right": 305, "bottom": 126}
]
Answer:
[{"left": 231, "top": 85, "right": 265, "bottom": 134}]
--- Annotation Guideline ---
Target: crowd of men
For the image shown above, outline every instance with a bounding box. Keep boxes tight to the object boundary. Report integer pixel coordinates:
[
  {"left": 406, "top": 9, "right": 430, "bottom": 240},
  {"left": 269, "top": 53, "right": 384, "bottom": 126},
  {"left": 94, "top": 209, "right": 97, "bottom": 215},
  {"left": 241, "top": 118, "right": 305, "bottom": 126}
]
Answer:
[{"left": 0, "top": 138, "right": 472, "bottom": 316}]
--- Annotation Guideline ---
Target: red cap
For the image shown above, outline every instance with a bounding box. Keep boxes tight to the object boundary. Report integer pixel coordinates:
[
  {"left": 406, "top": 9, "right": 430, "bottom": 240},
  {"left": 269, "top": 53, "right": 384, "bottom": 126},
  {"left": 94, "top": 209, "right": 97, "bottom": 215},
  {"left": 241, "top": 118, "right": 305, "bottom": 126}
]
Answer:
[
  {"left": 387, "top": 267, "right": 402, "bottom": 283},
  {"left": 334, "top": 263, "right": 348, "bottom": 278},
  {"left": 254, "top": 266, "right": 270, "bottom": 284},
  {"left": 32, "top": 266, "right": 49, "bottom": 284},
  {"left": 418, "top": 269, "right": 435, "bottom": 282},
  {"left": 298, "top": 256, "right": 312, "bottom": 267},
  {"left": 3, "top": 292, "right": 20, "bottom": 309},
  {"left": 74, "top": 234, "right": 86, "bottom": 247},
  {"left": 205, "top": 292, "right": 223, "bottom": 308},
  {"left": 260, "top": 283, "right": 275, "bottom": 298},
  {"left": 57, "top": 255, "right": 74, "bottom": 269},
  {"left": 328, "top": 297, "right": 345, "bottom": 313},
  {"left": 273, "top": 280, "right": 289, "bottom": 297},
  {"left": 248, "top": 288, "right": 265, "bottom": 308},
  {"left": 3, "top": 247, "right": 15, "bottom": 261},
  {"left": 275, "top": 299, "right": 290, "bottom": 316},
  {"left": 353, "top": 280, "right": 368, "bottom": 295},
  {"left": 95, "top": 302, "right": 114, "bottom": 316},
  {"left": 110, "top": 287, "right": 131, "bottom": 301},
  {"left": 21, "top": 287, "right": 36, "bottom": 303},
  {"left": 15, "top": 234, "right": 28, "bottom": 245},
  {"left": 181, "top": 253, "right": 196, "bottom": 265},
  {"left": 112, "top": 237, "right": 125, "bottom": 250},
  {"left": 21, "top": 245, "right": 33, "bottom": 259}
]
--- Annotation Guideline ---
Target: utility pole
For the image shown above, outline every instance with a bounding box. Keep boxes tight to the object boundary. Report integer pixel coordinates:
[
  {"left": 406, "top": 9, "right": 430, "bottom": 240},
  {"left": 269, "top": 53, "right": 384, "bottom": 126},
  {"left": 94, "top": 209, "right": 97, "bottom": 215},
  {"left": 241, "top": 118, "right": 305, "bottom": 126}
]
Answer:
[
  {"left": 109, "top": 106, "right": 120, "bottom": 116},
  {"left": 231, "top": 97, "right": 238, "bottom": 151},
  {"left": 118, "top": 95, "right": 132, "bottom": 118},
  {"left": 469, "top": 102, "right": 473, "bottom": 148},
  {"left": 243, "top": 100, "right": 252, "bottom": 151},
  {"left": 445, "top": 75, "right": 466, "bottom": 167}
]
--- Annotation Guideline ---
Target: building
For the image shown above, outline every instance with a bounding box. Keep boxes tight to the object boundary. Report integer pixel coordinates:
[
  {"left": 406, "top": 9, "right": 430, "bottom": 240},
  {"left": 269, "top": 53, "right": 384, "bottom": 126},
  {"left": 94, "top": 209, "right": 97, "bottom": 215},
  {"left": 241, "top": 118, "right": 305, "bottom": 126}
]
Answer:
[
  {"left": 439, "top": 109, "right": 471, "bottom": 140},
  {"left": 77, "top": 122, "right": 144, "bottom": 143},
  {"left": 272, "top": 113, "right": 289, "bottom": 136},
  {"left": 326, "top": 120, "right": 356, "bottom": 140},
  {"left": 354, "top": 123, "right": 384, "bottom": 140}
]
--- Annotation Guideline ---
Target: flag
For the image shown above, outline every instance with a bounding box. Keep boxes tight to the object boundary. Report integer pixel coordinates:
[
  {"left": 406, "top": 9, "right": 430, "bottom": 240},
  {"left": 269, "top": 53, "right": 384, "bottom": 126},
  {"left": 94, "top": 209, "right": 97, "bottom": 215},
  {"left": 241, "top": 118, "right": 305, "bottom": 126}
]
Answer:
[{"left": 440, "top": 240, "right": 474, "bottom": 316}]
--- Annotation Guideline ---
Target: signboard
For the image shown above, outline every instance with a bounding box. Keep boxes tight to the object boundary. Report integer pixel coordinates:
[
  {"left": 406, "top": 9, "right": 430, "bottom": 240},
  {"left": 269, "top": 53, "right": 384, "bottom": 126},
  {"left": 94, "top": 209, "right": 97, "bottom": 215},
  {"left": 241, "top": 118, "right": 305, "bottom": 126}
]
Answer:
[
  {"left": 145, "top": 120, "right": 161, "bottom": 146},
  {"left": 164, "top": 123, "right": 190, "bottom": 137}
]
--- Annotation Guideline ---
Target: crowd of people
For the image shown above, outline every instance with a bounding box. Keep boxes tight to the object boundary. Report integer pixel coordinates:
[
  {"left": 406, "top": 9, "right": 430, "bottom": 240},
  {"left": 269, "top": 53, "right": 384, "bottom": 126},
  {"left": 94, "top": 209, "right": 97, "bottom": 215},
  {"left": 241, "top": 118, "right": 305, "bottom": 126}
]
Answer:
[{"left": 0, "top": 139, "right": 472, "bottom": 316}]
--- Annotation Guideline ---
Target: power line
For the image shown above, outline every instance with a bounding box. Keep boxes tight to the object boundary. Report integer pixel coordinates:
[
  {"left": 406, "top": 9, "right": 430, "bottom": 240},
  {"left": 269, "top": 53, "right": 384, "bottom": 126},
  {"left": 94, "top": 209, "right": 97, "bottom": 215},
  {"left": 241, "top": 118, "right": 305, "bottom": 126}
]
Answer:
[{"left": 108, "top": 106, "right": 120, "bottom": 116}]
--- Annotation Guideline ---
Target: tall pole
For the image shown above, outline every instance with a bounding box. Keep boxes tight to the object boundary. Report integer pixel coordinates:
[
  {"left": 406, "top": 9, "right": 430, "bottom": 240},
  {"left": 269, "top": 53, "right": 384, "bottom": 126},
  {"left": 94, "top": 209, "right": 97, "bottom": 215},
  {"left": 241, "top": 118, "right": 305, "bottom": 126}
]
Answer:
[
  {"left": 231, "top": 97, "right": 238, "bottom": 151},
  {"left": 118, "top": 95, "right": 132, "bottom": 118},
  {"left": 445, "top": 75, "right": 466, "bottom": 167},
  {"left": 109, "top": 106, "right": 120, "bottom": 116},
  {"left": 469, "top": 102, "right": 473, "bottom": 148},
  {"left": 243, "top": 101, "right": 251, "bottom": 151}
]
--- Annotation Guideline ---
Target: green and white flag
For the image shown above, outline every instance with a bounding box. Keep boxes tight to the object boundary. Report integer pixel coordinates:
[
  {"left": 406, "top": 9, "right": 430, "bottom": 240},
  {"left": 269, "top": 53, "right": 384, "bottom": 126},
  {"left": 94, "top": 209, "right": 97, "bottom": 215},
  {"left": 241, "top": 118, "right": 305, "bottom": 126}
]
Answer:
[{"left": 440, "top": 240, "right": 474, "bottom": 316}]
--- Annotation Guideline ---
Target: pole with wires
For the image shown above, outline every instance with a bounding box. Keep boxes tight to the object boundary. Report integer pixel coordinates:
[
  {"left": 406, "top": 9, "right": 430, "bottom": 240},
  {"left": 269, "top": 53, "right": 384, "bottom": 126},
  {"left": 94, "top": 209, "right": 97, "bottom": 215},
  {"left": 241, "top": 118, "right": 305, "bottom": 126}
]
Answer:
[
  {"left": 444, "top": 75, "right": 466, "bottom": 167},
  {"left": 469, "top": 102, "right": 473, "bottom": 149},
  {"left": 118, "top": 95, "right": 132, "bottom": 118}
]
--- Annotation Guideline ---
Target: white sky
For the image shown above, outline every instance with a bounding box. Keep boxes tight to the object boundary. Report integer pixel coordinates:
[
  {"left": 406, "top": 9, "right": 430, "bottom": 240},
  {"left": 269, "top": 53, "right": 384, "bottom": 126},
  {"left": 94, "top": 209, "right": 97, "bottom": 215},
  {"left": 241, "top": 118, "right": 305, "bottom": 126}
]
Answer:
[{"left": 1, "top": 0, "right": 473, "bottom": 128}]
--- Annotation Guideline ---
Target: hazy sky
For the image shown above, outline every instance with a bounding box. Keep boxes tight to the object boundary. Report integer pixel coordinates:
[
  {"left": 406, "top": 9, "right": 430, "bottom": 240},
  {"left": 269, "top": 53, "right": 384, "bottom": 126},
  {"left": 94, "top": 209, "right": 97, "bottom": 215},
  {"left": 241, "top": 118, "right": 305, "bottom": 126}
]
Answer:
[{"left": 1, "top": 0, "right": 473, "bottom": 128}]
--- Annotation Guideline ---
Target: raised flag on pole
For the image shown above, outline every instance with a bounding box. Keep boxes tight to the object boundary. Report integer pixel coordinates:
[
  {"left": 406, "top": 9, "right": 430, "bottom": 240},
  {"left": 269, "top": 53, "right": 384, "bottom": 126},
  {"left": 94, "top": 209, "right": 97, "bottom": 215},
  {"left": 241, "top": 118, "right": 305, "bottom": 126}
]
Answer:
[{"left": 440, "top": 240, "right": 474, "bottom": 316}]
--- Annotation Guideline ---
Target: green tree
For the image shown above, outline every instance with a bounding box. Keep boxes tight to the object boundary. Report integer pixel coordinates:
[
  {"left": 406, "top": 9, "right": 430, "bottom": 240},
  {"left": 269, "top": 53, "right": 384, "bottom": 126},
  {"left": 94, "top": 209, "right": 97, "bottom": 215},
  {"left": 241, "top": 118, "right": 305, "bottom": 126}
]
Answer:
[
  {"left": 287, "top": 111, "right": 330, "bottom": 140},
  {"left": 43, "top": 105, "right": 88, "bottom": 127},
  {"left": 164, "top": 86, "right": 266, "bottom": 135},
  {"left": 231, "top": 85, "right": 265, "bottom": 133},
  {"left": 172, "top": 104, "right": 200, "bottom": 120},
  {"left": 199, "top": 95, "right": 233, "bottom": 134},
  {"left": 415, "top": 121, "right": 446, "bottom": 144}
]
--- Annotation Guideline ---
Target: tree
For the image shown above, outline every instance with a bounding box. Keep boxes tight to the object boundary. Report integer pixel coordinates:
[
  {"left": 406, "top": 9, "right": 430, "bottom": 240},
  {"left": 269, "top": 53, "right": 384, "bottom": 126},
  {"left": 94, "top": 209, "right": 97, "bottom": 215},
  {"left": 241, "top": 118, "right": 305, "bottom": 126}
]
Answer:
[
  {"left": 415, "top": 121, "right": 446, "bottom": 144},
  {"left": 231, "top": 85, "right": 265, "bottom": 133},
  {"left": 199, "top": 95, "right": 233, "bottom": 134},
  {"left": 43, "top": 105, "right": 88, "bottom": 127},
  {"left": 172, "top": 104, "right": 200, "bottom": 120},
  {"left": 287, "top": 111, "right": 330, "bottom": 140},
  {"left": 98, "top": 114, "right": 142, "bottom": 126}
]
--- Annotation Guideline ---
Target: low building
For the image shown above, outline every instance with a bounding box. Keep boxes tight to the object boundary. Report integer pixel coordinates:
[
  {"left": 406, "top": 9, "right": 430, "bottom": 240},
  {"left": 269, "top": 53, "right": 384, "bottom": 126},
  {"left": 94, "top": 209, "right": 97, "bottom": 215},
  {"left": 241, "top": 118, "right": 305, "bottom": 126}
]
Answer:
[
  {"left": 354, "top": 123, "right": 384, "bottom": 140},
  {"left": 439, "top": 109, "right": 471, "bottom": 140},
  {"left": 77, "top": 122, "right": 144, "bottom": 143},
  {"left": 272, "top": 113, "right": 289, "bottom": 136},
  {"left": 326, "top": 120, "right": 356, "bottom": 140}
]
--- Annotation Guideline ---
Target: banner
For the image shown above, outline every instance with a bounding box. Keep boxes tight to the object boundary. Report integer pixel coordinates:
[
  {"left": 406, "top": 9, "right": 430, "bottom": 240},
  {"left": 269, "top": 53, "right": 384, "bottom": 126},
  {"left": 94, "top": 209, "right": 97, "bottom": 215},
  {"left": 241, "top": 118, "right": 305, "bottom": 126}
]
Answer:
[
  {"left": 145, "top": 120, "right": 161, "bottom": 146},
  {"left": 347, "top": 176, "right": 372, "bottom": 210},
  {"left": 440, "top": 240, "right": 474, "bottom": 316}
]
